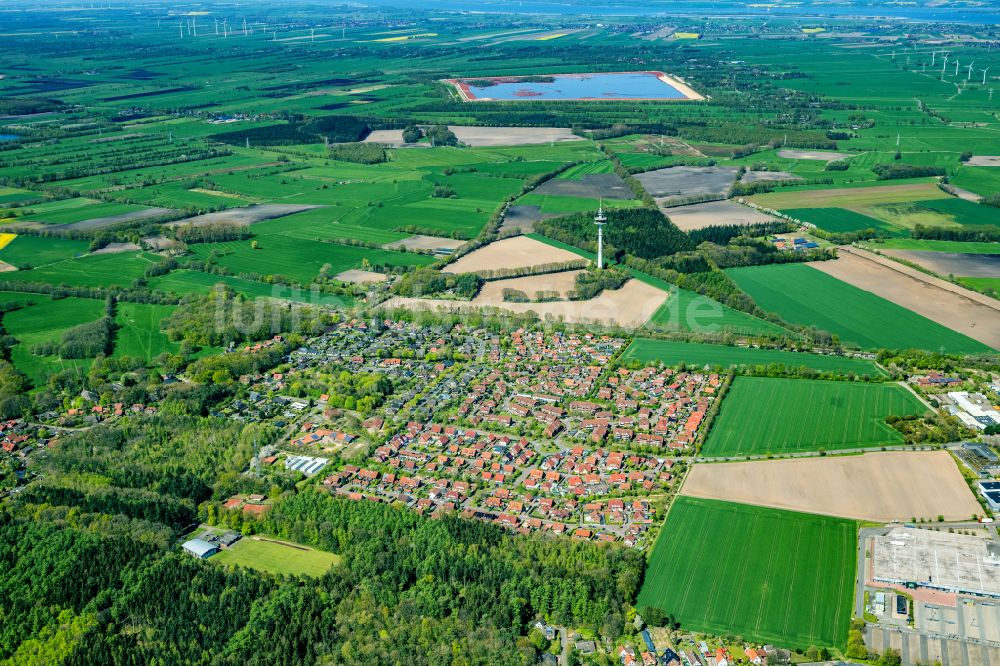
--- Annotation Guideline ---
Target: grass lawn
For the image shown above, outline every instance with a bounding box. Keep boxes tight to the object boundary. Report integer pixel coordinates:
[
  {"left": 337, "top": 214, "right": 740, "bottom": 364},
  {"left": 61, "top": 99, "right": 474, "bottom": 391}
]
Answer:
[
  {"left": 702, "top": 376, "right": 925, "bottom": 456},
  {"left": 113, "top": 302, "right": 180, "bottom": 360},
  {"left": 622, "top": 338, "right": 886, "bottom": 376},
  {"left": 212, "top": 537, "right": 341, "bottom": 577},
  {"left": 726, "top": 263, "right": 991, "bottom": 353},
  {"left": 637, "top": 496, "right": 856, "bottom": 650}
]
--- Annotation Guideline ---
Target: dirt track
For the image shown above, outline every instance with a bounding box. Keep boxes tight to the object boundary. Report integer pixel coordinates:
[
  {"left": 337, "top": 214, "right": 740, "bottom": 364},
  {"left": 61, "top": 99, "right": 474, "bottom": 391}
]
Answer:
[
  {"left": 681, "top": 451, "right": 982, "bottom": 522},
  {"left": 812, "top": 247, "right": 1000, "bottom": 350}
]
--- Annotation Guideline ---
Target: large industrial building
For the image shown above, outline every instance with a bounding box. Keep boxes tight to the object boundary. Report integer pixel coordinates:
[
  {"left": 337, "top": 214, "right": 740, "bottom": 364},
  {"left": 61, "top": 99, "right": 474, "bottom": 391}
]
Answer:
[{"left": 870, "top": 527, "right": 1000, "bottom": 599}]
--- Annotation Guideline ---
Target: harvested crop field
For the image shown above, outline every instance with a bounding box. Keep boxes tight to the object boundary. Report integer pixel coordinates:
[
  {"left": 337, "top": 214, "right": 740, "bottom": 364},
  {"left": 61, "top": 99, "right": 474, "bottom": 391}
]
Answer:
[
  {"left": 636, "top": 166, "right": 739, "bottom": 198},
  {"left": 383, "top": 277, "right": 667, "bottom": 327},
  {"left": 638, "top": 496, "right": 856, "bottom": 650},
  {"left": 531, "top": 173, "right": 633, "bottom": 200},
  {"left": 62, "top": 206, "right": 174, "bottom": 231},
  {"left": 443, "top": 236, "right": 587, "bottom": 274},
  {"left": 740, "top": 170, "right": 802, "bottom": 183},
  {"left": 165, "top": 204, "right": 322, "bottom": 228},
  {"left": 500, "top": 205, "right": 559, "bottom": 233},
  {"left": 776, "top": 149, "right": 849, "bottom": 161},
  {"left": 474, "top": 270, "right": 584, "bottom": 303},
  {"left": 381, "top": 234, "right": 467, "bottom": 252},
  {"left": 881, "top": 250, "right": 1000, "bottom": 278},
  {"left": 965, "top": 156, "right": 1000, "bottom": 167},
  {"left": 364, "top": 126, "right": 581, "bottom": 147},
  {"left": 702, "top": 376, "right": 925, "bottom": 457},
  {"left": 663, "top": 200, "right": 781, "bottom": 230},
  {"left": 812, "top": 247, "right": 1000, "bottom": 351},
  {"left": 682, "top": 451, "right": 981, "bottom": 522},
  {"left": 334, "top": 269, "right": 388, "bottom": 283},
  {"left": 91, "top": 242, "right": 142, "bottom": 254}
]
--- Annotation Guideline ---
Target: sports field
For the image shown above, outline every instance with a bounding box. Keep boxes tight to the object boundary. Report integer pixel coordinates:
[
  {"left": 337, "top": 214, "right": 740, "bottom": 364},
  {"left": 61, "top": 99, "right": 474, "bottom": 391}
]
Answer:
[
  {"left": 212, "top": 537, "right": 341, "bottom": 577},
  {"left": 622, "top": 338, "right": 886, "bottom": 376},
  {"left": 702, "top": 376, "right": 925, "bottom": 456},
  {"left": 726, "top": 263, "right": 991, "bottom": 353},
  {"left": 637, "top": 496, "right": 856, "bottom": 649}
]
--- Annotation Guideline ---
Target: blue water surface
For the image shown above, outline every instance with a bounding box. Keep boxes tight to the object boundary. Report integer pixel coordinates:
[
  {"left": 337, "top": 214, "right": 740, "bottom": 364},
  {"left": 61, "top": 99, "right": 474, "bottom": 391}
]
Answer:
[{"left": 466, "top": 72, "right": 686, "bottom": 100}]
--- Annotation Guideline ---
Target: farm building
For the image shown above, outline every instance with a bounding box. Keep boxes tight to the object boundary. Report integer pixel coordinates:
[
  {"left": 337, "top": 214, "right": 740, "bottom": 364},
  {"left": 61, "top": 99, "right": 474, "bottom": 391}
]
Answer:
[
  {"left": 869, "top": 527, "right": 1000, "bottom": 599},
  {"left": 979, "top": 481, "right": 1000, "bottom": 511},
  {"left": 182, "top": 538, "right": 219, "bottom": 560}
]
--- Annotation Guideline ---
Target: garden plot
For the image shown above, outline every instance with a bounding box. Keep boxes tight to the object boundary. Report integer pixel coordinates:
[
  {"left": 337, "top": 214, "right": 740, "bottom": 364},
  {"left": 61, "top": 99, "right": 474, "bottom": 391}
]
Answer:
[
  {"left": 531, "top": 173, "right": 632, "bottom": 200},
  {"left": 443, "top": 236, "right": 587, "bottom": 275},
  {"left": 165, "top": 204, "right": 322, "bottom": 228},
  {"left": 776, "top": 149, "right": 849, "bottom": 161},
  {"left": 882, "top": 250, "right": 1000, "bottom": 278},
  {"left": 813, "top": 247, "right": 1000, "bottom": 350},
  {"left": 682, "top": 451, "right": 981, "bottom": 522},
  {"left": 635, "top": 166, "right": 739, "bottom": 198},
  {"left": 664, "top": 200, "right": 781, "bottom": 231}
]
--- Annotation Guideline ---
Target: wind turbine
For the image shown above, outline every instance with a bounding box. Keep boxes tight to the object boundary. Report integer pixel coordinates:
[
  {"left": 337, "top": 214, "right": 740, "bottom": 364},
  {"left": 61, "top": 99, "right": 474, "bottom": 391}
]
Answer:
[
  {"left": 931, "top": 51, "right": 937, "bottom": 67},
  {"left": 954, "top": 59, "right": 960, "bottom": 77},
  {"left": 983, "top": 67, "right": 991, "bottom": 85},
  {"left": 243, "top": 18, "right": 248, "bottom": 37},
  {"left": 192, "top": 17, "right": 197, "bottom": 36},
  {"left": 967, "top": 61, "right": 975, "bottom": 81},
  {"left": 214, "top": 18, "right": 219, "bottom": 35},
  {"left": 311, "top": 27, "right": 315, "bottom": 42},
  {"left": 941, "top": 53, "right": 949, "bottom": 79},
  {"left": 178, "top": 19, "right": 184, "bottom": 38}
]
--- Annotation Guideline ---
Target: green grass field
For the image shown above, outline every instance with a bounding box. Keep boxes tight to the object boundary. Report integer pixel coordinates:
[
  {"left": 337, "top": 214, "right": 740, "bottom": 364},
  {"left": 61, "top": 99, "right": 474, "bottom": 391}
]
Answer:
[
  {"left": 0, "top": 235, "right": 88, "bottom": 267},
  {"left": 148, "top": 269, "right": 353, "bottom": 306},
  {"left": 870, "top": 239, "right": 1000, "bottom": 254},
  {"left": 4, "top": 252, "right": 162, "bottom": 288},
  {"left": 703, "top": 376, "right": 925, "bottom": 456},
  {"left": 3, "top": 296, "right": 106, "bottom": 386},
  {"left": 726, "top": 263, "right": 992, "bottom": 353},
  {"left": 780, "top": 207, "right": 898, "bottom": 235},
  {"left": 637, "top": 496, "right": 856, "bottom": 649},
  {"left": 212, "top": 537, "right": 341, "bottom": 577},
  {"left": 622, "top": 338, "right": 886, "bottom": 376},
  {"left": 113, "top": 303, "right": 180, "bottom": 360}
]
